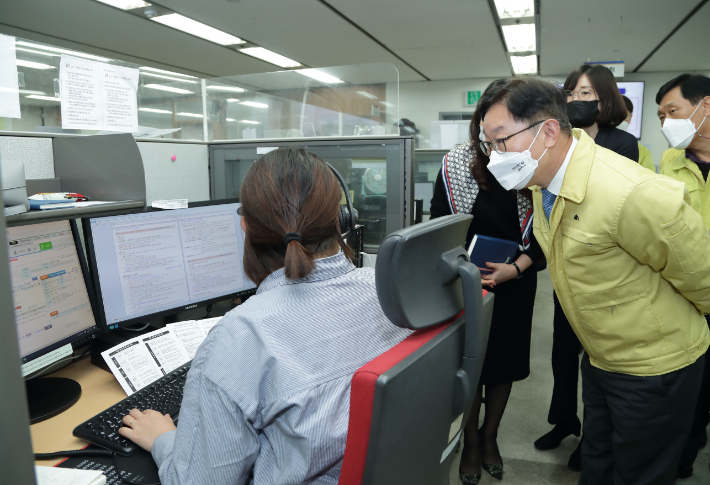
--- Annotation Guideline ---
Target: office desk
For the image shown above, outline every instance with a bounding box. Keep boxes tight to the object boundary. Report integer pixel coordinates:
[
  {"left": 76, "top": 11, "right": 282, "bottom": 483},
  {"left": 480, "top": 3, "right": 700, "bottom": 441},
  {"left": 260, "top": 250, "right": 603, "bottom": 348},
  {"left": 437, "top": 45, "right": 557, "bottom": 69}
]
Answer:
[{"left": 32, "top": 356, "right": 126, "bottom": 466}]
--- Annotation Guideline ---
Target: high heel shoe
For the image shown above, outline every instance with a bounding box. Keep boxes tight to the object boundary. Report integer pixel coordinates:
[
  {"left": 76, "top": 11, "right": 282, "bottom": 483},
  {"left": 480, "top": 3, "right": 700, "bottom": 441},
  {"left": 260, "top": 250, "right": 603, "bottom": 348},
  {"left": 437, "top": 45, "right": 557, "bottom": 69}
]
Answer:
[
  {"left": 482, "top": 463, "right": 504, "bottom": 480},
  {"left": 459, "top": 472, "right": 481, "bottom": 485}
]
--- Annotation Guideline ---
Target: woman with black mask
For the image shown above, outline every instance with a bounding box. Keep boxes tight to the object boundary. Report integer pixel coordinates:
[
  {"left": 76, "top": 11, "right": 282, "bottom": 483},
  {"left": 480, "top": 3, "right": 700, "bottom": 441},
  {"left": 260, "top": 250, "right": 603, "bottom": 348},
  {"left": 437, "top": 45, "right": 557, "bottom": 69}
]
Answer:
[{"left": 533, "top": 64, "right": 639, "bottom": 472}]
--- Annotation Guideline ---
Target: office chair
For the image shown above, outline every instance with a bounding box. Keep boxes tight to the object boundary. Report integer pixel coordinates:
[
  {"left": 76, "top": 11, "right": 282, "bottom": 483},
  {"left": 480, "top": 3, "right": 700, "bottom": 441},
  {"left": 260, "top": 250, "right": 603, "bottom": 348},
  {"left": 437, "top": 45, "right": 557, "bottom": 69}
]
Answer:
[{"left": 338, "top": 214, "right": 494, "bottom": 485}]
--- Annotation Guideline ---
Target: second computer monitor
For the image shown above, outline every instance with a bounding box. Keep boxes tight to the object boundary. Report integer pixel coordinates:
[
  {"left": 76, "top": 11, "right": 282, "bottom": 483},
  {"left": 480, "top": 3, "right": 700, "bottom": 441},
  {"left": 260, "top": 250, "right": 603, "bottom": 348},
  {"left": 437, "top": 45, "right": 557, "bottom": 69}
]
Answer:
[{"left": 85, "top": 201, "right": 255, "bottom": 330}]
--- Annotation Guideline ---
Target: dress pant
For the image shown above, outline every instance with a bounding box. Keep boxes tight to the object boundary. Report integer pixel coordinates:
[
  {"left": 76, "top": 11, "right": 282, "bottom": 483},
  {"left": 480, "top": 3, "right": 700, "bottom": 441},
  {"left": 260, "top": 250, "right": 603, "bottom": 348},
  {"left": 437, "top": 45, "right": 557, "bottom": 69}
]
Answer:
[
  {"left": 548, "top": 291, "right": 583, "bottom": 425},
  {"left": 580, "top": 353, "right": 704, "bottom": 485}
]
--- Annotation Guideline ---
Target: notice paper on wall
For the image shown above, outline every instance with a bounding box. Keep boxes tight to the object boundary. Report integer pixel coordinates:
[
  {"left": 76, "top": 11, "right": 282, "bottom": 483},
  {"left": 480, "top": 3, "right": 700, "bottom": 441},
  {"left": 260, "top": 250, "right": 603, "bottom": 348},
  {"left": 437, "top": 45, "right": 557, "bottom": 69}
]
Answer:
[
  {"left": 0, "top": 34, "right": 21, "bottom": 119},
  {"left": 60, "top": 55, "right": 139, "bottom": 132},
  {"left": 151, "top": 199, "right": 188, "bottom": 210},
  {"left": 102, "top": 317, "right": 222, "bottom": 395}
]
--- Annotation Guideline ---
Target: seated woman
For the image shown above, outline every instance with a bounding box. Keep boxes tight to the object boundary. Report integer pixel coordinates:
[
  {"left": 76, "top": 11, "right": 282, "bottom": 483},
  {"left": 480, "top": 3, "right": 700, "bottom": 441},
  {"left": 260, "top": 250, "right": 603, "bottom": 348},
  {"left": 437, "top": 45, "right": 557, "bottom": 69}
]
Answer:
[{"left": 118, "top": 148, "right": 412, "bottom": 484}]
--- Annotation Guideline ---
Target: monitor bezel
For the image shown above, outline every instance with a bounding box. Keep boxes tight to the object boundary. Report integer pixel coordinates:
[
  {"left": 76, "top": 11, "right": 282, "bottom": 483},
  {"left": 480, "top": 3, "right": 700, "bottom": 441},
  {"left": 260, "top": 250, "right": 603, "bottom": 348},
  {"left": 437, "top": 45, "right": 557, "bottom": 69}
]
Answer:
[
  {"left": 9, "top": 219, "right": 101, "bottom": 366},
  {"left": 83, "top": 199, "right": 256, "bottom": 331}
]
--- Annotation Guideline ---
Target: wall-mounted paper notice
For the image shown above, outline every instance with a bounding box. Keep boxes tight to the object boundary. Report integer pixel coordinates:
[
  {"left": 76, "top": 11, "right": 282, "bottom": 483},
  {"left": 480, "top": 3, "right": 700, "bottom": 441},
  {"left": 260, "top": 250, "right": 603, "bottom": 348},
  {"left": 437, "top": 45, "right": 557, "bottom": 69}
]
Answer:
[
  {"left": 0, "top": 34, "right": 21, "bottom": 119},
  {"left": 60, "top": 55, "right": 138, "bottom": 132}
]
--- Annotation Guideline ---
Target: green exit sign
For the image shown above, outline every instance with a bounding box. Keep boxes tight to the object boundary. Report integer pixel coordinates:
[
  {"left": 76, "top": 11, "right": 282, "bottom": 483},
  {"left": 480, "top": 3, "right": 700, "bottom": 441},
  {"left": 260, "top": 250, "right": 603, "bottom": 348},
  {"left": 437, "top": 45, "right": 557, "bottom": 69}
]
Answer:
[
  {"left": 465, "top": 90, "right": 481, "bottom": 107},
  {"left": 39, "top": 242, "right": 52, "bottom": 251}
]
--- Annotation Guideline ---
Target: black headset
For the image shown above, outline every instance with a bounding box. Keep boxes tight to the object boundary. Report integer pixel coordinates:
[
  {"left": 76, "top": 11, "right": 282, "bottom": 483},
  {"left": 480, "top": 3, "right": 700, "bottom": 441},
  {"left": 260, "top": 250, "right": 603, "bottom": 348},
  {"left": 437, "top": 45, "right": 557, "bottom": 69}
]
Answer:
[{"left": 326, "top": 163, "right": 357, "bottom": 237}]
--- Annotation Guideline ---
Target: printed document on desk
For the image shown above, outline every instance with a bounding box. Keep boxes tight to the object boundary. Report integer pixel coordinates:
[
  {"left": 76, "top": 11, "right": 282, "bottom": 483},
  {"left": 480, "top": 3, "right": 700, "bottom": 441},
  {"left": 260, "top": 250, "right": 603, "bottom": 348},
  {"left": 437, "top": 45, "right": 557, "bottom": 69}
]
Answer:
[
  {"left": 101, "top": 327, "right": 189, "bottom": 395},
  {"left": 35, "top": 465, "right": 106, "bottom": 485}
]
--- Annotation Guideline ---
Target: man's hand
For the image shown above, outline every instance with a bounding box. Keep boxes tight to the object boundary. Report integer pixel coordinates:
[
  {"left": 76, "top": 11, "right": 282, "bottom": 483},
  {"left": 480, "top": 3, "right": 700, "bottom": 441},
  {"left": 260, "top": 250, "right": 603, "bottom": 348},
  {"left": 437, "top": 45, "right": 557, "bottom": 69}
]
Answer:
[
  {"left": 481, "top": 262, "right": 519, "bottom": 288},
  {"left": 118, "top": 409, "right": 177, "bottom": 452}
]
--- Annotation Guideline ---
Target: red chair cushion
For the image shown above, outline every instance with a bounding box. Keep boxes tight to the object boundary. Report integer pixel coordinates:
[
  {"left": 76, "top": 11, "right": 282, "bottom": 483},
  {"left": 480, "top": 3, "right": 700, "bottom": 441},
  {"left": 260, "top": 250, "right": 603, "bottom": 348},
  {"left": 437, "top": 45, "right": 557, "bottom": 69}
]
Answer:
[{"left": 337, "top": 309, "right": 466, "bottom": 485}]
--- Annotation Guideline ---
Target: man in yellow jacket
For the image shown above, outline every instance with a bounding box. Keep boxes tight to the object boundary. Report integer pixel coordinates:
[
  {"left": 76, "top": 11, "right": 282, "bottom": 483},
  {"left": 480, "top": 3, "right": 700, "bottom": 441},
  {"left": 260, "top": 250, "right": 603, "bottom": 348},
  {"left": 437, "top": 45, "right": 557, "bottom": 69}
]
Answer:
[
  {"left": 656, "top": 73, "right": 710, "bottom": 477},
  {"left": 479, "top": 77, "right": 710, "bottom": 484}
]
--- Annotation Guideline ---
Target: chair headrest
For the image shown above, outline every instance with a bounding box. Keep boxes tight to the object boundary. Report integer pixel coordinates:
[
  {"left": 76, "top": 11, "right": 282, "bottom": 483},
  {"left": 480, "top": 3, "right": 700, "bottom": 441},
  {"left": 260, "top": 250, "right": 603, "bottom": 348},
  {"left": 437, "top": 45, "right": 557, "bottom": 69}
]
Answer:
[{"left": 375, "top": 214, "right": 472, "bottom": 330}]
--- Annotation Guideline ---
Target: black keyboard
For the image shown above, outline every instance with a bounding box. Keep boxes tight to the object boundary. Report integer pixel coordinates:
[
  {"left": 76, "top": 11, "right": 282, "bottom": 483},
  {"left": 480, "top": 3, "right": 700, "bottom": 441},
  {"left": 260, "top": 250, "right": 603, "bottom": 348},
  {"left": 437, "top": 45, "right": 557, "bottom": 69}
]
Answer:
[{"left": 73, "top": 361, "right": 191, "bottom": 455}]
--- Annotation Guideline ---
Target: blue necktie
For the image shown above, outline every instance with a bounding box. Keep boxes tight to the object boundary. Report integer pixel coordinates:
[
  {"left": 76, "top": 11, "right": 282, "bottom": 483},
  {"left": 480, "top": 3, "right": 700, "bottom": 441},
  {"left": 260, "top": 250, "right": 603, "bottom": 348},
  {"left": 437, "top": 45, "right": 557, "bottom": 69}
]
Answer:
[{"left": 541, "top": 188, "right": 557, "bottom": 220}]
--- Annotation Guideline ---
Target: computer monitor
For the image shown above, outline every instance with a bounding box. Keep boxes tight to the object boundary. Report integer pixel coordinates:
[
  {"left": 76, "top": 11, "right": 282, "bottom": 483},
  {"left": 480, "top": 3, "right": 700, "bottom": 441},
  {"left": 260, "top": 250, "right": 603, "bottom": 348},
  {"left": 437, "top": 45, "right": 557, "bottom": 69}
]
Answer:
[
  {"left": 84, "top": 200, "right": 256, "bottom": 331},
  {"left": 7, "top": 219, "right": 100, "bottom": 423}
]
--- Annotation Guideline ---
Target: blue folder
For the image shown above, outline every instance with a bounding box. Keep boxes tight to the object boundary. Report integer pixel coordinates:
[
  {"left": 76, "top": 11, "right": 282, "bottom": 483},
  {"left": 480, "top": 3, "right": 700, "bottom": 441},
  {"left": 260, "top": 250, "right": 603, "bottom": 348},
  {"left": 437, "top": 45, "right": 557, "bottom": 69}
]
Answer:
[{"left": 467, "top": 235, "right": 520, "bottom": 275}]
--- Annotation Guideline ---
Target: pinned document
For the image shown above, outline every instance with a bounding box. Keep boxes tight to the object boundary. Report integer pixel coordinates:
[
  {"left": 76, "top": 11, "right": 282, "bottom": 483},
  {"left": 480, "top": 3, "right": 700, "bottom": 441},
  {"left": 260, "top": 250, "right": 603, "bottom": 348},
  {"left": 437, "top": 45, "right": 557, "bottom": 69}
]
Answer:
[
  {"left": 0, "top": 34, "right": 21, "bottom": 119},
  {"left": 60, "top": 55, "right": 139, "bottom": 132}
]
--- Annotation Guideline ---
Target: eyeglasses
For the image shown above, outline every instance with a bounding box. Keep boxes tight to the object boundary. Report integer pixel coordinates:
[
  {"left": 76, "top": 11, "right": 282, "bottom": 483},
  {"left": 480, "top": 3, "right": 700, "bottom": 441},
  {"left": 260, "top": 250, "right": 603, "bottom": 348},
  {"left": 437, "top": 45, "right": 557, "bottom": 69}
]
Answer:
[
  {"left": 565, "top": 88, "right": 596, "bottom": 102},
  {"left": 479, "top": 119, "right": 545, "bottom": 156}
]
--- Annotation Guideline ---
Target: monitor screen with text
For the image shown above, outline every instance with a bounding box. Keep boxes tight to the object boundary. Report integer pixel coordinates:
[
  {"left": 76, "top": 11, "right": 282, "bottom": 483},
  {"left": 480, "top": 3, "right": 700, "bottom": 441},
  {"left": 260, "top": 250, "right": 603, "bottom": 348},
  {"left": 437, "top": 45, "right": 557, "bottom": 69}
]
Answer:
[
  {"left": 88, "top": 203, "right": 254, "bottom": 328},
  {"left": 7, "top": 220, "right": 97, "bottom": 362}
]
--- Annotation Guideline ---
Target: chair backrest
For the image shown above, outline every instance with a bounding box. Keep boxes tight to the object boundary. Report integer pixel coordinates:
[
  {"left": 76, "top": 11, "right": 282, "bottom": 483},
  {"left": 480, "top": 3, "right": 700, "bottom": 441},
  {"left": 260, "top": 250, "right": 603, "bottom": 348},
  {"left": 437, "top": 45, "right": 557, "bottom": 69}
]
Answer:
[{"left": 338, "top": 214, "right": 494, "bottom": 485}]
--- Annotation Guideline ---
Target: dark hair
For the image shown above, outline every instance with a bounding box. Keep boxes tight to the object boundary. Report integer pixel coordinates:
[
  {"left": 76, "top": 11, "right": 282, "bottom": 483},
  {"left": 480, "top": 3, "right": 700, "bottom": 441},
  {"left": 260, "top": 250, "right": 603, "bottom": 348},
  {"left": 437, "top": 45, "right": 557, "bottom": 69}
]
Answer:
[
  {"left": 468, "top": 77, "right": 572, "bottom": 189},
  {"left": 563, "top": 64, "right": 627, "bottom": 128},
  {"left": 656, "top": 73, "right": 710, "bottom": 105},
  {"left": 239, "top": 147, "right": 351, "bottom": 284},
  {"left": 622, "top": 95, "right": 633, "bottom": 113}
]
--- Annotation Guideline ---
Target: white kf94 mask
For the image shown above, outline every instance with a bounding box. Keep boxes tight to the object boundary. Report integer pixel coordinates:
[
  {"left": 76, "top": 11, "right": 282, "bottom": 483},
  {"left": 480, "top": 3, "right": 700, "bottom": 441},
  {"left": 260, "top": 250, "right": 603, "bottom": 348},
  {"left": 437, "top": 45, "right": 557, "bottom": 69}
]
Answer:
[
  {"left": 661, "top": 101, "right": 707, "bottom": 149},
  {"left": 487, "top": 122, "right": 548, "bottom": 191}
]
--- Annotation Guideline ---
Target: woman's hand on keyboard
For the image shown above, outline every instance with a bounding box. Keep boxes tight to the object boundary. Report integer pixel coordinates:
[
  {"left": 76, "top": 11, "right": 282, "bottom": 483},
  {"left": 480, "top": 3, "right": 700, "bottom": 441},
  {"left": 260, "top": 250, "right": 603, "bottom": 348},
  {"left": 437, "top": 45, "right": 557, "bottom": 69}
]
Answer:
[{"left": 118, "top": 408, "right": 177, "bottom": 452}]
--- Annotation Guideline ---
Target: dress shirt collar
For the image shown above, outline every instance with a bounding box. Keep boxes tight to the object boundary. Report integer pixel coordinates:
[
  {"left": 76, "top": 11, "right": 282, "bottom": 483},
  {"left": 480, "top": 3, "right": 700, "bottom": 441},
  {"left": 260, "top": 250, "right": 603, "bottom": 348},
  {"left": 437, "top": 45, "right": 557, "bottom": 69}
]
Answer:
[
  {"left": 257, "top": 251, "right": 355, "bottom": 294},
  {"left": 545, "top": 136, "right": 578, "bottom": 196}
]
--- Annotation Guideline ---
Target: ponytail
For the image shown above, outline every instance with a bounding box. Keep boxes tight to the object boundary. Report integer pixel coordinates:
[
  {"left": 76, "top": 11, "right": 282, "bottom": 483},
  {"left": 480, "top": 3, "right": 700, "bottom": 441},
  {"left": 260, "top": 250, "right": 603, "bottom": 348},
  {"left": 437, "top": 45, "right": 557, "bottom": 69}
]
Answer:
[{"left": 284, "top": 238, "right": 316, "bottom": 280}]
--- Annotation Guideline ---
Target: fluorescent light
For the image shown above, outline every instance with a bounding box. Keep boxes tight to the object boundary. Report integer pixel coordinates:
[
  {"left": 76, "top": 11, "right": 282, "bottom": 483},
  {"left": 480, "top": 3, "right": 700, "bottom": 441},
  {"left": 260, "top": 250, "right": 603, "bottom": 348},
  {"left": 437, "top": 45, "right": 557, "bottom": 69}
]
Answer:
[
  {"left": 140, "top": 67, "right": 196, "bottom": 78},
  {"left": 144, "top": 84, "right": 192, "bottom": 94},
  {"left": 239, "top": 47, "right": 300, "bottom": 68},
  {"left": 140, "top": 72, "right": 198, "bottom": 83},
  {"left": 26, "top": 95, "right": 61, "bottom": 102},
  {"left": 502, "top": 24, "right": 536, "bottom": 53},
  {"left": 510, "top": 55, "right": 538, "bottom": 74},
  {"left": 16, "top": 60, "right": 55, "bottom": 70},
  {"left": 139, "top": 107, "right": 171, "bottom": 114},
  {"left": 240, "top": 120, "right": 260, "bottom": 124},
  {"left": 357, "top": 91, "right": 378, "bottom": 100},
  {"left": 240, "top": 101, "right": 268, "bottom": 108},
  {"left": 494, "top": 0, "right": 534, "bottom": 18},
  {"left": 94, "top": 0, "right": 151, "bottom": 9},
  {"left": 20, "top": 90, "right": 47, "bottom": 95},
  {"left": 177, "top": 112, "right": 203, "bottom": 118},
  {"left": 295, "top": 69, "right": 343, "bottom": 84},
  {"left": 15, "top": 42, "right": 110, "bottom": 62},
  {"left": 381, "top": 101, "right": 396, "bottom": 108},
  {"left": 226, "top": 118, "right": 237, "bottom": 121},
  {"left": 16, "top": 48, "right": 57, "bottom": 57},
  {"left": 152, "top": 13, "right": 244, "bottom": 46},
  {"left": 206, "top": 85, "right": 245, "bottom": 93},
  {"left": 227, "top": 98, "right": 240, "bottom": 102}
]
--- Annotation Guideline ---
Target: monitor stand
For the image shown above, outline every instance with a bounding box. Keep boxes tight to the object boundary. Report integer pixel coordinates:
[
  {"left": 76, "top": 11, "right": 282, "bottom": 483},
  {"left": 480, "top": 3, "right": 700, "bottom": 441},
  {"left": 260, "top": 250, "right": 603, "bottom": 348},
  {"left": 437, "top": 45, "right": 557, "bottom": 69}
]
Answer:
[{"left": 26, "top": 377, "right": 81, "bottom": 424}]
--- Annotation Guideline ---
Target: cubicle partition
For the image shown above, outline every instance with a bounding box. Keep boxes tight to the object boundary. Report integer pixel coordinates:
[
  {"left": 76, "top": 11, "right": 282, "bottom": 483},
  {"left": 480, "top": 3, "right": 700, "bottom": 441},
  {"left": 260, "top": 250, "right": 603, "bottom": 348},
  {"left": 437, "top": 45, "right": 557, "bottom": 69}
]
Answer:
[
  {"left": 210, "top": 136, "right": 415, "bottom": 252},
  {"left": 415, "top": 149, "right": 448, "bottom": 215}
]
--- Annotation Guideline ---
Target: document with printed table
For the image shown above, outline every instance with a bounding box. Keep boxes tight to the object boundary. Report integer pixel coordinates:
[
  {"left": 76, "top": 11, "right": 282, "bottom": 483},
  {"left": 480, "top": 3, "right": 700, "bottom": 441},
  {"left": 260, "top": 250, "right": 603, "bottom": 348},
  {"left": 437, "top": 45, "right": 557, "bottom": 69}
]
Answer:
[
  {"left": 467, "top": 235, "right": 520, "bottom": 275},
  {"left": 101, "top": 317, "right": 221, "bottom": 395}
]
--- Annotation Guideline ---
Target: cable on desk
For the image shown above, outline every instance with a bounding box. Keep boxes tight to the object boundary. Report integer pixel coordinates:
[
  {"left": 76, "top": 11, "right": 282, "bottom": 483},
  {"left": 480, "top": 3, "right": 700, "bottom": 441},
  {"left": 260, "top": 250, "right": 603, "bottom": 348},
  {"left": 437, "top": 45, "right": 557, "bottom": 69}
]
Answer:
[
  {"left": 34, "top": 449, "right": 114, "bottom": 460},
  {"left": 121, "top": 322, "right": 152, "bottom": 332}
]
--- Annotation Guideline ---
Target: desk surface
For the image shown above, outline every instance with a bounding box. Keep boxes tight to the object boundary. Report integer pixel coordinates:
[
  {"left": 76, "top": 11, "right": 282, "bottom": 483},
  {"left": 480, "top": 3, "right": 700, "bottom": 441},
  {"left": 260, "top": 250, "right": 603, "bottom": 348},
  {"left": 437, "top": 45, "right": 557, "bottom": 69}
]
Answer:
[{"left": 32, "top": 356, "right": 127, "bottom": 466}]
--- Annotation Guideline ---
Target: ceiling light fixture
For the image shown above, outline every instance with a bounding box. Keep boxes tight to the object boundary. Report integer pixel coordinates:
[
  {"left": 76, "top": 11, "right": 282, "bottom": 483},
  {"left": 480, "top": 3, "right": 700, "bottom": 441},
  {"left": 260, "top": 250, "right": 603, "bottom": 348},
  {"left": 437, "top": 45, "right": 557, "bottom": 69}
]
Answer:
[
  {"left": 357, "top": 91, "right": 378, "bottom": 100},
  {"left": 140, "top": 67, "right": 196, "bottom": 78},
  {"left": 239, "top": 47, "right": 300, "bottom": 68},
  {"left": 501, "top": 24, "right": 536, "bottom": 52},
  {"left": 295, "top": 69, "right": 343, "bottom": 84},
  {"left": 16, "top": 60, "right": 55, "bottom": 70},
  {"left": 240, "top": 120, "right": 260, "bottom": 124},
  {"left": 177, "top": 112, "right": 203, "bottom": 118},
  {"left": 94, "top": 0, "right": 151, "bottom": 9},
  {"left": 140, "top": 72, "right": 198, "bottom": 83},
  {"left": 206, "top": 85, "right": 245, "bottom": 93},
  {"left": 15, "top": 48, "right": 57, "bottom": 57},
  {"left": 510, "top": 55, "right": 538, "bottom": 75},
  {"left": 151, "top": 14, "right": 244, "bottom": 46},
  {"left": 240, "top": 101, "right": 268, "bottom": 108},
  {"left": 139, "top": 107, "right": 172, "bottom": 114},
  {"left": 143, "top": 84, "right": 192, "bottom": 94},
  {"left": 25, "top": 95, "right": 62, "bottom": 102},
  {"left": 494, "top": 0, "right": 534, "bottom": 18},
  {"left": 15, "top": 42, "right": 110, "bottom": 62},
  {"left": 226, "top": 98, "right": 240, "bottom": 102}
]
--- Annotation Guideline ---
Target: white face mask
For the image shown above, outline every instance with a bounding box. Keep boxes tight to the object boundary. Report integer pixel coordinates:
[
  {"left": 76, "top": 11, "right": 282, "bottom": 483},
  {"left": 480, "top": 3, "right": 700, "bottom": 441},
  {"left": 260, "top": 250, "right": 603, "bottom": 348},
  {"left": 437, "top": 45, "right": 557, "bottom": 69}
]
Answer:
[
  {"left": 661, "top": 101, "right": 707, "bottom": 149},
  {"left": 487, "top": 122, "right": 548, "bottom": 191},
  {"left": 618, "top": 120, "right": 630, "bottom": 132}
]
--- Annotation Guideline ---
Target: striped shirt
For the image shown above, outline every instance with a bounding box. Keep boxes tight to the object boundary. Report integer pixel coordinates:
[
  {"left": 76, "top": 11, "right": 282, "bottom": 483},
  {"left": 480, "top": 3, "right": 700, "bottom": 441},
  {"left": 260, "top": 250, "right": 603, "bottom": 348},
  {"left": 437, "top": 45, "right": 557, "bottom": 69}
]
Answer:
[{"left": 151, "top": 252, "right": 412, "bottom": 484}]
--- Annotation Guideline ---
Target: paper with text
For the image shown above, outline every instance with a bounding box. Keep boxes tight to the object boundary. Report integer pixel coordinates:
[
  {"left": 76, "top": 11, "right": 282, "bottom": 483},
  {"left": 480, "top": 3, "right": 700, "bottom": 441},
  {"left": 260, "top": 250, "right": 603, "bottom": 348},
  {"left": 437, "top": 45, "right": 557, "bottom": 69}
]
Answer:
[
  {"left": 35, "top": 465, "right": 106, "bottom": 485},
  {"left": 167, "top": 320, "right": 205, "bottom": 359},
  {"left": 0, "top": 34, "right": 21, "bottom": 119},
  {"left": 60, "top": 55, "right": 138, "bottom": 132}
]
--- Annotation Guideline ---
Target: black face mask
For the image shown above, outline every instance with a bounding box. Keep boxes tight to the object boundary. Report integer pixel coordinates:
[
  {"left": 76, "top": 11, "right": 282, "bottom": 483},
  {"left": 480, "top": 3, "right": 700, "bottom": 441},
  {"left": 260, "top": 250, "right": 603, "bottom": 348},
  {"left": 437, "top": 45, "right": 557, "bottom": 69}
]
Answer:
[{"left": 567, "top": 101, "right": 600, "bottom": 128}]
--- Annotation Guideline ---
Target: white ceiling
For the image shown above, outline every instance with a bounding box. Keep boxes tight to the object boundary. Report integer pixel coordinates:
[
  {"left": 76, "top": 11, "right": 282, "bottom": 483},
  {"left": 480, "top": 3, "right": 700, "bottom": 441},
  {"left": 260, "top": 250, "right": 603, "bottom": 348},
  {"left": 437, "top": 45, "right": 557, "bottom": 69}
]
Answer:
[{"left": 0, "top": 0, "right": 707, "bottom": 83}]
